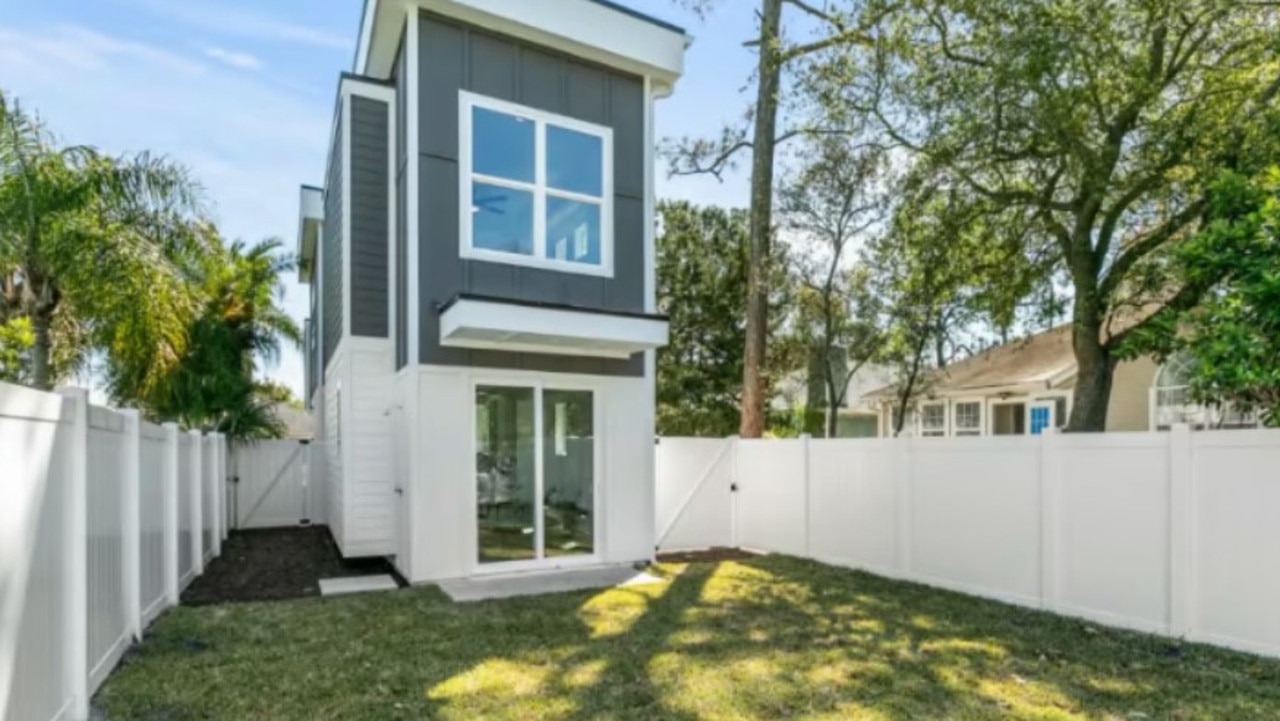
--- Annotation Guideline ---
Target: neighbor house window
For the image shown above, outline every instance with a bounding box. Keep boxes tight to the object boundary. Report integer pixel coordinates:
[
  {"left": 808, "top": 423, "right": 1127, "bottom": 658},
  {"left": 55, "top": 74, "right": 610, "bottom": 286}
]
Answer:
[
  {"left": 920, "top": 403, "right": 947, "bottom": 437},
  {"left": 954, "top": 401, "right": 982, "bottom": 436},
  {"left": 460, "top": 91, "right": 613, "bottom": 276}
]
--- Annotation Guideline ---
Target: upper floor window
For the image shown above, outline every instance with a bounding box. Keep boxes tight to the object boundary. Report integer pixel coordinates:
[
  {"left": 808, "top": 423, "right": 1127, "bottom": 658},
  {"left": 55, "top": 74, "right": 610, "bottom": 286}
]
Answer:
[{"left": 460, "top": 91, "right": 613, "bottom": 277}]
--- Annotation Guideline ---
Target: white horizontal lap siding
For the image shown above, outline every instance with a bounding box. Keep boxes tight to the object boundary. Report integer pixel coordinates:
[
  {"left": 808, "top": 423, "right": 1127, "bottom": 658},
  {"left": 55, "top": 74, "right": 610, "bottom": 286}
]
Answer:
[{"left": 343, "top": 346, "right": 396, "bottom": 556}]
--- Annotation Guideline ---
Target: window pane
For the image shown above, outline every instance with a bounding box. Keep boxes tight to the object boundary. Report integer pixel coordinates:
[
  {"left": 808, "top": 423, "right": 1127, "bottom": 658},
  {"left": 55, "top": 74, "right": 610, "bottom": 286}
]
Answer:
[
  {"left": 472, "top": 182, "right": 534, "bottom": 256},
  {"left": 922, "top": 404, "right": 945, "bottom": 429},
  {"left": 476, "top": 386, "right": 536, "bottom": 564},
  {"left": 547, "top": 124, "right": 603, "bottom": 196},
  {"left": 543, "top": 390, "right": 594, "bottom": 558},
  {"left": 472, "top": 106, "right": 535, "bottom": 183},
  {"left": 546, "top": 197, "right": 601, "bottom": 265},
  {"left": 955, "top": 402, "right": 981, "bottom": 430}
]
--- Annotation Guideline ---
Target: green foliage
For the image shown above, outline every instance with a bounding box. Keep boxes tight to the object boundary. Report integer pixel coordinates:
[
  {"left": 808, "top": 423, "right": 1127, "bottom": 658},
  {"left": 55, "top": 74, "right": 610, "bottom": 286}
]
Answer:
[
  {"left": 0, "top": 316, "right": 32, "bottom": 383},
  {"left": 811, "top": 0, "right": 1280, "bottom": 430},
  {"left": 1119, "top": 169, "right": 1280, "bottom": 425},
  {"left": 109, "top": 236, "right": 302, "bottom": 440},
  {"left": 0, "top": 89, "right": 207, "bottom": 390},
  {"left": 656, "top": 201, "right": 796, "bottom": 437}
]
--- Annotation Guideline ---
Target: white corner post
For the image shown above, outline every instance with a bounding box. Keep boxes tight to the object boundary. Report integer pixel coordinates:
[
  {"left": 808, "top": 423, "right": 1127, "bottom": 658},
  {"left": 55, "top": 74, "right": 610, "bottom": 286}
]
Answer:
[
  {"left": 210, "top": 434, "right": 223, "bottom": 557},
  {"left": 57, "top": 387, "right": 89, "bottom": 721},
  {"left": 894, "top": 435, "right": 914, "bottom": 579},
  {"left": 729, "top": 435, "right": 741, "bottom": 549},
  {"left": 162, "top": 423, "right": 180, "bottom": 606},
  {"left": 120, "top": 409, "right": 142, "bottom": 641},
  {"left": 189, "top": 430, "right": 203, "bottom": 576},
  {"left": 800, "top": 433, "right": 812, "bottom": 558},
  {"left": 1038, "top": 428, "right": 1060, "bottom": 611},
  {"left": 1168, "top": 423, "right": 1194, "bottom": 637},
  {"left": 220, "top": 435, "right": 230, "bottom": 541}
]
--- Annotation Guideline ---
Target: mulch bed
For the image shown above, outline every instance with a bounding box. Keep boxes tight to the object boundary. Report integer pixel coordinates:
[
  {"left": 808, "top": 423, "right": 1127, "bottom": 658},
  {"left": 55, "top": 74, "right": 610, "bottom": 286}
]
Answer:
[
  {"left": 656, "top": 547, "right": 763, "bottom": 564},
  {"left": 181, "top": 526, "right": 403, "bottom": 605}
]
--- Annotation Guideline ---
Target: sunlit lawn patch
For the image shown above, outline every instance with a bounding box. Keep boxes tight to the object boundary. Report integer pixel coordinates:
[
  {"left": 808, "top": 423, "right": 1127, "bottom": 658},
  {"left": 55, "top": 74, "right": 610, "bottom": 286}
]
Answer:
[{"left": 97, "top": 555, "right": 1280, "bottom": 720}]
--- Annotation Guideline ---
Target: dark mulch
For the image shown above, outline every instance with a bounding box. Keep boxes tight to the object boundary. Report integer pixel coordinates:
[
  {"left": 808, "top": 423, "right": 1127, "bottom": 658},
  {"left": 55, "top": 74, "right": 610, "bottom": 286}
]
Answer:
[
  {"left": 181, "top": 526, "right": 403, "bottom": 605},
  {"left": 656, "top": 547, "right": 762, "bottom": 563}
]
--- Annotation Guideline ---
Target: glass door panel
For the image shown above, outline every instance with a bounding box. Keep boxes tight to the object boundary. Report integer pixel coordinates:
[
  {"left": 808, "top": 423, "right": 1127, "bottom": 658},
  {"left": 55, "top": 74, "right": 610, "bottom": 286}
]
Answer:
[
  {"left": 542, "top": 390, "right": 594, "bottom": 558},
  {"left": 476, "top": 386, "right": 536, "bottom": 563}
]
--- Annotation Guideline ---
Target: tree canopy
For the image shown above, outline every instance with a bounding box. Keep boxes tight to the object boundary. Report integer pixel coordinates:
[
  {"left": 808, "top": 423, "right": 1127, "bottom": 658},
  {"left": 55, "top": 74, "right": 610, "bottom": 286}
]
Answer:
[{"left": 809, "top": 0, "right": 1280, "bottom": 430}]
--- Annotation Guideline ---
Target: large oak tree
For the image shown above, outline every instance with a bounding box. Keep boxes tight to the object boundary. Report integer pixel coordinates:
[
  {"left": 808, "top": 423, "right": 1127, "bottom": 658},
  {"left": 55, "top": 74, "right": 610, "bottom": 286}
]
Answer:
[{"left": 815, "top": 0, "right": 1280, "bottom": 430}]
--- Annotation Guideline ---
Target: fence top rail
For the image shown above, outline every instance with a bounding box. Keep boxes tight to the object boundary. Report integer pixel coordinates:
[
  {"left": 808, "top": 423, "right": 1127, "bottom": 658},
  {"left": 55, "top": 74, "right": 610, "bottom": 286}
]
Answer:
[
  {"left": 1192, "top": 427, "right": 1280, "bottom": 449},
  {"left": 0, "top": 381, "right": 70, "bottom": 423},
  {"left": 1053, "top": 432, "right": 1169, "bottom": 450},
  {"left": 88, "top": 405, "right": 126, "bottom": 433},
  {"left": 140, "top": 423, "right": 167, "bottom": 442}
]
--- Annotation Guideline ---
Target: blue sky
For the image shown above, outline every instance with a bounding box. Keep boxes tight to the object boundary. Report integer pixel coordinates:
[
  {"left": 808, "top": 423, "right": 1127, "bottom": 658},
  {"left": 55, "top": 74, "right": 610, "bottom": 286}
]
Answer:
[{"left": 0, "top": 0, "right": 759, "bottom": 399}]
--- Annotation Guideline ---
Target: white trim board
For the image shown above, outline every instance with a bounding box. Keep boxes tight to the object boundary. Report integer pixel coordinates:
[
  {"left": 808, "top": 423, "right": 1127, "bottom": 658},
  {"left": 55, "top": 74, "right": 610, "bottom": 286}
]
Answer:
[
  {"left": 357, "top": 0, "right": 688, "bottom": 87},
  {"left": 439, "top": 297, "right": 668, "bottom": 359}
]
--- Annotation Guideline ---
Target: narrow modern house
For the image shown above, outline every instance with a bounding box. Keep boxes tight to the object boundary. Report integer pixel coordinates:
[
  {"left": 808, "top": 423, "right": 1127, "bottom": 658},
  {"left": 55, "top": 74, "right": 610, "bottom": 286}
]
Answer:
[{"left": 298, "top": 0, "right": 688, "bottom": 584}]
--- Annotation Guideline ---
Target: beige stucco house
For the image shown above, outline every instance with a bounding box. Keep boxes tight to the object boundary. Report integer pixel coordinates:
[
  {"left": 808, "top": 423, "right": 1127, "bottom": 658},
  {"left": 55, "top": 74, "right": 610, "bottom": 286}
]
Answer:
[{"left": 864, "top": 324, "right": 1258, "bottom": 438}]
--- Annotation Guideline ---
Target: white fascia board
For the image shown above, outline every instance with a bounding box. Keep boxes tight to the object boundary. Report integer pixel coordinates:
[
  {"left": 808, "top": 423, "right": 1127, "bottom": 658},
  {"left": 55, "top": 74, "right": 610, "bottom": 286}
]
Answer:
[
  {"left": 360, "top": 0, "right": 688, "bottom": 86},
  {"left": 440, "top": 298, "right": 669, "bottom": 359}
]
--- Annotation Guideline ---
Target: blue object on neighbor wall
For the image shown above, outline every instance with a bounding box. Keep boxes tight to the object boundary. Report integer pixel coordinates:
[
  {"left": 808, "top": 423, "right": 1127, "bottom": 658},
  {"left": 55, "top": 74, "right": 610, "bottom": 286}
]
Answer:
[{"left": 1030, "top": 406, "right": 1051, "bottom": 435}]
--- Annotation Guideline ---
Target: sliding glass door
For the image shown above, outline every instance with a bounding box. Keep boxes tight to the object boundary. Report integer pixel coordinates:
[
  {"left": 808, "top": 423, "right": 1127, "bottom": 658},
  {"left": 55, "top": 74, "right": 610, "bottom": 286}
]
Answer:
[{"left": 475, "top": 384, "right": 595, "bottom": 566}]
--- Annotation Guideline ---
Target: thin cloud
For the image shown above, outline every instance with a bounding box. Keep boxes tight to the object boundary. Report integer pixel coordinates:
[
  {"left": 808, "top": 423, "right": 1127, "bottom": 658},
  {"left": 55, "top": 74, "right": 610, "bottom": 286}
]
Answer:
[
  {"left": 131, "top": 0, "right": 351, "bottom": 50},
  {"left": 204, "top": 46, "right": 262, "bottom": 70}
]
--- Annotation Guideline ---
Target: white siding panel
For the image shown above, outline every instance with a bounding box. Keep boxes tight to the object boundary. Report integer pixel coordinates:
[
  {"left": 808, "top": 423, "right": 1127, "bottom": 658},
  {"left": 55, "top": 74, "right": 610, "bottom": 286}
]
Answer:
[
  {"left": 324, "top": 356, "right": 345, "bottom": 549},
  {"left": 343, "top": 344, "right": 396, "bottom": 556}
]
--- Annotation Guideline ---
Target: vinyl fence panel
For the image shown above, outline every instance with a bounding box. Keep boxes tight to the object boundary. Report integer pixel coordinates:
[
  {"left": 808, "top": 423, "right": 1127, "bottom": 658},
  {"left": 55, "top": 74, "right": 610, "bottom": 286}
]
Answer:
[
  {"left": 1, "top": 386, "right": 75, "bottom": 721},
  {"left": 1, "top": 381, "right": 223, "bottom": 721},
  {"left": 86, "top": 407, "right": 129, "bottom": 694},
  {"left": 654, "top": 428, "right": 1280, "bottom": 660},
  {"left": 654, "top": 438, "right": 735, "bottom": 552},
  {"left": 139, "top": 423, "right": 168, "bottom": 625},
  {"left": 177, "top": 434, "right": 194, "bottom": 588}
]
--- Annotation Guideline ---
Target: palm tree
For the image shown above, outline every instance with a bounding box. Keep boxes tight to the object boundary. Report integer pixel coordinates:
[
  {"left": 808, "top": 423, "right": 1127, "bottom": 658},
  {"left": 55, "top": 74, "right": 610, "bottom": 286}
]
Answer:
[
  {"left": 0, "top": 90, "right": 207, "bottom": 389},
  {"left": 112, "top": 236, "right": 303, "bottom": 440}
]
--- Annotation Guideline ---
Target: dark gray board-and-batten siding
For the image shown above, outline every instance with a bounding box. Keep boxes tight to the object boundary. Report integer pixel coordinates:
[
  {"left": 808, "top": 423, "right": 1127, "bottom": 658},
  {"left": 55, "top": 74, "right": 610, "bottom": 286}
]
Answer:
[
  {"left": 319, "top": 88, "right": 392, "bottom": 376},
  {"left": 404, "top": 12, "right": 647, "bottom": 377}
]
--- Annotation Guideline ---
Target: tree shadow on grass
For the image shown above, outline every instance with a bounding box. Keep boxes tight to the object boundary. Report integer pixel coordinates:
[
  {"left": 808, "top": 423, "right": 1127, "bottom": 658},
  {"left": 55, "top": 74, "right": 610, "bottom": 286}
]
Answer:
[{"left": 99, "top": 555, "right": 1280, "bottom": 720}]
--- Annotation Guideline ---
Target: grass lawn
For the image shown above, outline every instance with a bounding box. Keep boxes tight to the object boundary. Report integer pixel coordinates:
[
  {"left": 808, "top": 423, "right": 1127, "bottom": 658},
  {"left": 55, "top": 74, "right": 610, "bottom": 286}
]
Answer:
[{"left": 98, "top": 556, "right": 1280, "bottom": 720}]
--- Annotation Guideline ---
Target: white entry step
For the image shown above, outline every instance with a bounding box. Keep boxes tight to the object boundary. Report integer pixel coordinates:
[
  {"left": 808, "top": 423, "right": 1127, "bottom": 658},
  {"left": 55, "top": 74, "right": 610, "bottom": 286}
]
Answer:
[
  {"left": 319, "top": 575, "right": 399, "bottom": 597},
  {"left": 439, "top": 566, "right": 664, "bottom": 603}
]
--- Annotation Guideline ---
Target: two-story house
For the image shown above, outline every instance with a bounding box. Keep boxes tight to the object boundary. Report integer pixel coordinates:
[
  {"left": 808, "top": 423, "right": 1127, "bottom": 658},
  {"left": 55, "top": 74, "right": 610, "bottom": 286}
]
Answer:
[{"left": 297, "top": 0, "right": 689, "bottom": 584}]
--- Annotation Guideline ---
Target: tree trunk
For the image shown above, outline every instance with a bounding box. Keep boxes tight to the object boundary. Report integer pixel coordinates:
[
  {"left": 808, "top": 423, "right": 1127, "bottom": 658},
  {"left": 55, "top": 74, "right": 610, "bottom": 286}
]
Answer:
[
  {"left": 824, "top": 371, "right": 839, "bottom": 438},
  {"left": 739, "top": 0, "right": 784, "bottom": 438},
  {"left": 1066, "top": 313, "right": 1116, "bottom": 432},
  {"left": 30, "top": 307, "right": 54, "bottom": 390}
]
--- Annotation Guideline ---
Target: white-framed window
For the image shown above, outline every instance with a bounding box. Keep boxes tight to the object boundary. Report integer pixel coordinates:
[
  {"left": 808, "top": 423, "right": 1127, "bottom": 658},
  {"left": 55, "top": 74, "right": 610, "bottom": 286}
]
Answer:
[
  {"left": 459, "top": 91, "right": 614, "bottom": 277},
  {"left": 953, "top": 401, "right": 982, "bottom": 436},
  {"left": 919, "top": 402, "right": 947, "bottom": 437}
]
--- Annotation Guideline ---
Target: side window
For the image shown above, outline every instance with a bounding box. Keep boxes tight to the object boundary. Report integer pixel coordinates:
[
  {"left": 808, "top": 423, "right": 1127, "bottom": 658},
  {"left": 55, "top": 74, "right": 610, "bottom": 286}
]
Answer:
[{"left": 461, "top": 92, "right": 613, "bottom": 276}]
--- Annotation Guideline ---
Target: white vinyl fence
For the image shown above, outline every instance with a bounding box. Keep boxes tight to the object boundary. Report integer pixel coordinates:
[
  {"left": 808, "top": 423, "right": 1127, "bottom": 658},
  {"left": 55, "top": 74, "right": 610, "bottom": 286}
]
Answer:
[
  {"left": 230, "top": 440, "right": 325, "bottom": 529},
  {"left": 656, "top": 428, "right": 1280, "bottom": 659},
  {"left": 1, "top": 382, "right": 228, "bottom": 721}
]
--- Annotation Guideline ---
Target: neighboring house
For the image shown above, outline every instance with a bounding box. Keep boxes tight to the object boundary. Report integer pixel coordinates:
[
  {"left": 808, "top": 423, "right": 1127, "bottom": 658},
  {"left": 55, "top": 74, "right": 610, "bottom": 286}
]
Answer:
[
  {"left": 862, "top": 324, "right": 1260, "bottom": 438},
  {"left": 773, "top": 357, "right": 893, "bottom": 438},
  {"left": 268, "top": 402, "right": 314, "bottom": 441},
  {"left": 297, "top": 0, "right": 688, "bottom": 583}
]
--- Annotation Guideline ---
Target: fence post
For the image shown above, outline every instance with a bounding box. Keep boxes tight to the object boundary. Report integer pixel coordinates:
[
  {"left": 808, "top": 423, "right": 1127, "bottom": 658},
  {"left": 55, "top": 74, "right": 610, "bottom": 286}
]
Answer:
[
  {"left": 1168, "top": 423, "right": 1194, "bottom": 637},
  {"left": 1038, "top": 428, "right": 1060, "bottom": 611},
  {"left": 120, "top": 409, "right": 142, "bottom": 641},
  {"left": 163, "top": 423, "right": 180, "bottom": 606},
  {"left": 729, "top": 435, "right": 741, "bottom": 549},
  {"left": 894, "top": 435, "right": 914, "bottom": 579},
  {"left": 801, "top": 433, "right": 812, "bottom": 558},
  {"left": 210, "top": 434, "right": 222, "bottom": 558},
  {"left": 189, "top": 430, "right": 203, "bottom": 576},
  {"left": 57, "top": 387, "right": 89, "bottom": 721},
  {"left": 220, "top": 435, "right": 230, "bottom": 541}
]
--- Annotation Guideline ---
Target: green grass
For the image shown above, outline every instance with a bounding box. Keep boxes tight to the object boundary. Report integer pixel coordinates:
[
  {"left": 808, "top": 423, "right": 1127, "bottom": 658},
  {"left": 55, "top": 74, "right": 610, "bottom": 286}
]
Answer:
[{"left": 98, "top": 556, "right": 1280, "bottom": 720}]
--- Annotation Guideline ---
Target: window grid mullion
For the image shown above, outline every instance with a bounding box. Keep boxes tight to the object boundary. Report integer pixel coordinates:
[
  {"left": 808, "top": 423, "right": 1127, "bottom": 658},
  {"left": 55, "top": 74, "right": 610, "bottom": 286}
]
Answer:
[{"left": 534, "top": 119, "right": 547, "bottom": 262}]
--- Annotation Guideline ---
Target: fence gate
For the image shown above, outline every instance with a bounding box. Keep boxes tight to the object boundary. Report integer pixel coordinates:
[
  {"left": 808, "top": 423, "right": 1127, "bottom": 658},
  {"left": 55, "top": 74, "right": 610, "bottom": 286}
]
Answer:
[{"left": 232, "top": 440, "right": 321, "bottom": 529}]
